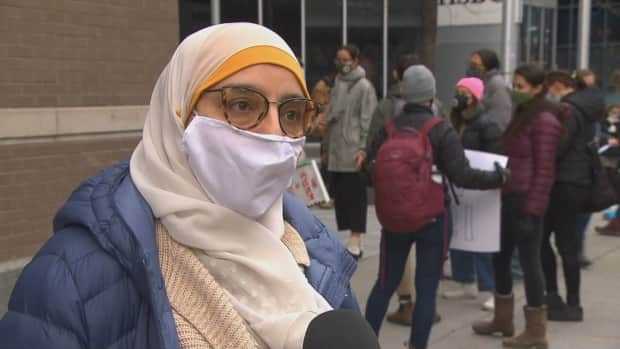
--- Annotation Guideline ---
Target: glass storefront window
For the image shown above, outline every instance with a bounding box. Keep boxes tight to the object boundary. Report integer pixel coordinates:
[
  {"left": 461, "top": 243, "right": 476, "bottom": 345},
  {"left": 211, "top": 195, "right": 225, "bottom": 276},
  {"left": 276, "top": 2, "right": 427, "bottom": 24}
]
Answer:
[
  {"left": 543, "top": 8, "right": 554, "bottom": 69},
  {"left": 388, "top": 0, "right": 422, "bottom": 87},
  {"left": 529, "top": 7, "right": 542, "bottom": 65},
  {"left": 521, "top": 5, "right": 530, "bottom": 64},
  {"left": 221, "top": 0, "right": 258, "bottom": 23},
  {"left": 179, "top": 0, "right": 212, "bottom": 40},
  {"left": 305, "top": 0, "right": 342, "bottom": 91},
  {"left": 262, "top": 0, "right": 302, "bottom": 57},
  {"left": 348, "top": 0, "right": 383, "bottom": 96}
]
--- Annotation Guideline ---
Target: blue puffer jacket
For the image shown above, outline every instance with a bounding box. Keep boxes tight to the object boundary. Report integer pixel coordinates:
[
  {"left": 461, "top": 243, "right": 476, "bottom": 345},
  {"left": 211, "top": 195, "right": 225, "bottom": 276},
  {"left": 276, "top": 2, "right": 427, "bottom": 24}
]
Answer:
[{"left": 0, "top": 162, "right": 358, "bottom": 348}]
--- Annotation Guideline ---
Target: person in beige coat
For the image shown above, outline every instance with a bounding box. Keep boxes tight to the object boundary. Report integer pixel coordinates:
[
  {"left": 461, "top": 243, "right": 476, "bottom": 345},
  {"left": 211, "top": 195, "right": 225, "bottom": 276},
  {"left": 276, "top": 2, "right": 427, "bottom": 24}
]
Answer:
[{"left": 323, "top": 44, "right": 378, "bottom": 258}]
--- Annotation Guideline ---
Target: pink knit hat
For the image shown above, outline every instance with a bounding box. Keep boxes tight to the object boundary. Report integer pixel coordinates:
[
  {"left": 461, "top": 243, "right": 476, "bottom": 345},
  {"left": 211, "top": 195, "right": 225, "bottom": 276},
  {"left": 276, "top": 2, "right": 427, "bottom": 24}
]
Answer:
[{"left": 456, "top": 77, "right": 484, "bottom": 101}]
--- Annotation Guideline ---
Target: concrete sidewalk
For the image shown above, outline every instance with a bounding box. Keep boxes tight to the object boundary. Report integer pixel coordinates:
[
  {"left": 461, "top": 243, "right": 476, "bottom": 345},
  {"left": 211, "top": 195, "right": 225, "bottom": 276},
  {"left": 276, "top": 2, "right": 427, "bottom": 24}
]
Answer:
[{"left": 314, "top": 206, "right": 620, "bottom": 349}]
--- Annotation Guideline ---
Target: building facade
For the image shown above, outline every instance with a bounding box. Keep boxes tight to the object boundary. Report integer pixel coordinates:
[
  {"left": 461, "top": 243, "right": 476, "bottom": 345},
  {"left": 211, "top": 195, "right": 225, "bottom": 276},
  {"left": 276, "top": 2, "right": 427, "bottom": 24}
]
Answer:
[{"left": 0, "top": 0, "right": 178, "bottom": 263}]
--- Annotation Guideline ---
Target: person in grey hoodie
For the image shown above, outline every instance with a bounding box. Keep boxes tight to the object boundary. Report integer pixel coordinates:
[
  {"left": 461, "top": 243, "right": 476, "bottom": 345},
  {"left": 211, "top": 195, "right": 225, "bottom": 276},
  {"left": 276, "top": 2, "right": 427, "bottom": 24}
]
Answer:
[
  {"left": 467, "top": 49, "right": 513, "bottom": 132},
  {"left": 324, "top": 44, "right": 378, "bottom": 259}
]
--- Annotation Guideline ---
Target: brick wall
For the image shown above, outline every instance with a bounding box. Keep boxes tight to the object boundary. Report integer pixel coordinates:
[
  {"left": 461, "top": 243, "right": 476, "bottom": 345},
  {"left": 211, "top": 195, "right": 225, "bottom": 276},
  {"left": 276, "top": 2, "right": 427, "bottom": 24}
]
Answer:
[
  {"left": 0, "top": 0, "right": 179, "bottom": 108},
  {"left": 0, "top": 136, "right": 140, "bottom": 262}
]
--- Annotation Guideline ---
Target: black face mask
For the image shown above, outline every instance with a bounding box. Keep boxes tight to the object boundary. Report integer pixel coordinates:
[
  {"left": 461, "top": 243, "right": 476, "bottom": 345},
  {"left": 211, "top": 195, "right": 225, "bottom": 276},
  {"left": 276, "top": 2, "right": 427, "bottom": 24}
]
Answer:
[
  {"left": 452, "top": 94, "right": 469, "bottom": 112},
  {"left": 465, "top": 66, "right": 483, "bottom": 79}
]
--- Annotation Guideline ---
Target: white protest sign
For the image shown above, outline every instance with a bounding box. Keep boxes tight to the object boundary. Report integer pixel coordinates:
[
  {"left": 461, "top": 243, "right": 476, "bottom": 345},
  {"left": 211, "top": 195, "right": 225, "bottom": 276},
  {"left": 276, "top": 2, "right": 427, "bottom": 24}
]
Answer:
[
  {"left": 289, "top": 160, "right": 330, "bottom": 207},
  {"left": 450, "top": 150, "right": 508, "bottom": 253}
]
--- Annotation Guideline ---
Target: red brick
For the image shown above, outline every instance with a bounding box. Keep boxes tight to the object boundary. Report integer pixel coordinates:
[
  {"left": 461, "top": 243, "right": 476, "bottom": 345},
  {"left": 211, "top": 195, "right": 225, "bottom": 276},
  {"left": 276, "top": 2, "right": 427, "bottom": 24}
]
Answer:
[{"left": 0, "top": 0, "right": 178, "bottom": 108}]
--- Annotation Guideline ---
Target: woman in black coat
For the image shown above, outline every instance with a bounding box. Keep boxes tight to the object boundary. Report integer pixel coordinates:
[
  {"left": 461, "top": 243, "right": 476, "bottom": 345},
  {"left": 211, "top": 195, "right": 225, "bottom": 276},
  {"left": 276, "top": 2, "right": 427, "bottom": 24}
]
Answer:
[{"left": 444, "top": 77, "right": 502, "bottom": 310}]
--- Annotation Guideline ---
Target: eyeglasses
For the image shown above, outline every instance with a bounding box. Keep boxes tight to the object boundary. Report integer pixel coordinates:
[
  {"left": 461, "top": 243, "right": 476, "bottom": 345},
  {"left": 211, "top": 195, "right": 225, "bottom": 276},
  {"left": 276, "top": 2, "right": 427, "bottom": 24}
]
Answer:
[{"left": 201, "top": 86, "right": 318, "bottom": 138}]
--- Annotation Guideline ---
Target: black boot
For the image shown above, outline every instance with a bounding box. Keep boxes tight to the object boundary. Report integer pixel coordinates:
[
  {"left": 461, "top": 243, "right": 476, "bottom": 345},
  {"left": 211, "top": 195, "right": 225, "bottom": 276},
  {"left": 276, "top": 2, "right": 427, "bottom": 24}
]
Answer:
[{"left": 546, "top": 293, "right": 583, "bottom": 322}]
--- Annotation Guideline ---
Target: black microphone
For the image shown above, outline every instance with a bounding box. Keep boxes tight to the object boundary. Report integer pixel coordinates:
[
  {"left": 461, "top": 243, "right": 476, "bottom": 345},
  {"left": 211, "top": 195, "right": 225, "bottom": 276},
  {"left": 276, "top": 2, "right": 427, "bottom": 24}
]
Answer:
[{"left": 303, "top": 310, "right": 381, "bottom": 349}]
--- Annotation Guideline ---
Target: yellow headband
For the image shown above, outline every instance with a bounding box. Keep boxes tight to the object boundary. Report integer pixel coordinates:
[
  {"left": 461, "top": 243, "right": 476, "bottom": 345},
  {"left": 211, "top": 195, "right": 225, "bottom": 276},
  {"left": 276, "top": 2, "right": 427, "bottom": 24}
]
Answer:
[{"left": 186, "top": 45, "right": 308, "bottom": 122}]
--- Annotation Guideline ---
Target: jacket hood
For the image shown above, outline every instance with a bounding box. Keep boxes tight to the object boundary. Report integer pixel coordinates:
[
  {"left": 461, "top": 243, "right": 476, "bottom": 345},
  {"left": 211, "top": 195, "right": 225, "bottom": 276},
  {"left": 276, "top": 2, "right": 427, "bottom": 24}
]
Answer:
[
  {"left": 484, "top": 68, "right": 501, "bottom": 82},
  {"left": 388, "top": 82, "right": 403, "bottom": 98},
  {"left": 563, "top": 87, "right": 606, "bottom": 122},
  {"left": 337, "top": 65, "right": 366, "bottom": 82}
]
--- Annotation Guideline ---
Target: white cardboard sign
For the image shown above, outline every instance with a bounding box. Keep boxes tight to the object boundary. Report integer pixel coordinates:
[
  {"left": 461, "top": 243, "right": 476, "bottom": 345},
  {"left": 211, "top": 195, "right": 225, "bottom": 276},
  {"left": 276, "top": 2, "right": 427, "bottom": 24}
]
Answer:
[
  {"left": 289, "top": 160, "right": 331, "bottom": 207},
  {"left": 449, "top": 150, "right": 508, "bottom": 253}
]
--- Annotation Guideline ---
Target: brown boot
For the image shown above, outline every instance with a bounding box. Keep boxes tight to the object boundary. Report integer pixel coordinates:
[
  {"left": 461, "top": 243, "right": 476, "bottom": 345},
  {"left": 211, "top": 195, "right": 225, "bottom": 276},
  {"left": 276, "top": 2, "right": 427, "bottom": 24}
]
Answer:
[
  {"left": 596, "top": 218, "right": 620, "bottom": 236},
  {"left": 386, "top": 301, "right": 441, "bottom": 326},
  {"left": 503, "top": 306, "right": 548, "bottom": 349},
  {"left": 472, "top": 293, "right": 515, "bottom": 337}
]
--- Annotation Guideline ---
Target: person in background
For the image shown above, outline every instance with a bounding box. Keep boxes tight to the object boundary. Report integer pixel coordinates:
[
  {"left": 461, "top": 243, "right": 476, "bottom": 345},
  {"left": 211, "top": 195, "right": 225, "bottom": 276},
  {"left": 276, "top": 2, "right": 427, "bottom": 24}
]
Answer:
[
  {"left": 310, "top": 75, "right": 337, "bottom": 209},
  {"left": 595, "top": 103, "right": 620, "bottom": 235},
  {"left": 606, "top": 69, "right": 620, "bottom": 106},
  {"left": 443, "top": 77, "right": 501, "bottom": 312},
  {"left": 0, "top": 23, "right": 375, "bottom": 349},
  {"left": 365, "top": 65, "right": 508, "bottom": 349},
  {"left": 324, "top": 44, "right": 378, "bottom": 259},
  {"left": 468, "top": 49, "right": 523, "bottom": 282},
  {"left": 573, "top": 68, "right": 599, "bottom": 268},
  {"left": 310, "top": 75, "right": 333, "bottom": 140},
  {"left": 365, "top": 52, "right": 442, "bottom": 326},
  {"left": 467, "top": 49, "right": 513, "bottom": 132},
  {"left": 473, "top": 64, "right": 563, "bottom": 349},
  {"left": 542, "top": 70, "right": 606, "bottom": 322},
  {"left": 577, "top": 68, "right": 597, "bottom": 88}
]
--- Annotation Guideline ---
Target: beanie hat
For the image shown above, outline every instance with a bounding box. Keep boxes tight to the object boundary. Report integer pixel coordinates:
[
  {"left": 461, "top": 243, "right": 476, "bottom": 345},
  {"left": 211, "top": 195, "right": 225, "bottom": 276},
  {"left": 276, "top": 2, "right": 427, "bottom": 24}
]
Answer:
[
  {"left": 456, "top": 77, "right": 484, "bottom": 101},
  {"left": 401, "top": 65, "right": 436, "bottom": 104}
]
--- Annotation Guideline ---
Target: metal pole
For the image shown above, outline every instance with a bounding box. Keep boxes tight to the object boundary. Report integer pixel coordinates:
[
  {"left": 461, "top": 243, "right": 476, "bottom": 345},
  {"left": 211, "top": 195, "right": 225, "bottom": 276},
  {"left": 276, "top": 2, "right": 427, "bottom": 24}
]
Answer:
[
  {"left": 552, "top": 5, "right": 558, "bottom": 69},
  {"left": 211, "top": 0, "right": 220, "bottom": 25},
  {"left": 577, "top": 0, "right": 591, "bottom": 69},
  {"left": 342, "top": 0, "right": 347, "bottom": 45},
  {"left": 301, "top": 0, "right": 306, "bottom": 75},
  {"left": 501, "top": 0, "right": 516, "bottom": 79},
  {"left": 258, "top": 0, "right": 264, "bottom": 25},
  {"left": 382, "top": 0, "right": 388, "bottom": 97}
]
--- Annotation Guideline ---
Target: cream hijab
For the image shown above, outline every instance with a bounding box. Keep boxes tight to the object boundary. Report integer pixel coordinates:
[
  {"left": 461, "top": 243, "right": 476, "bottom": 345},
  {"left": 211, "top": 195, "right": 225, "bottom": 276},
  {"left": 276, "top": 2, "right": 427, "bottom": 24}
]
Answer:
[{"left": 130, "top": 23, "right": 331, "bottom": 349}]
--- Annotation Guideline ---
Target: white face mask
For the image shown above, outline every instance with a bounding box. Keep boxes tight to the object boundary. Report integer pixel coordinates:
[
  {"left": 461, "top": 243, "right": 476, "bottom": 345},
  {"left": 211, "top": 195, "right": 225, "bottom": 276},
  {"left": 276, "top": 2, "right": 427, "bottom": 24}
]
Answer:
[{"left": 182, "top": 115, "right": 305, "bottom": 218}]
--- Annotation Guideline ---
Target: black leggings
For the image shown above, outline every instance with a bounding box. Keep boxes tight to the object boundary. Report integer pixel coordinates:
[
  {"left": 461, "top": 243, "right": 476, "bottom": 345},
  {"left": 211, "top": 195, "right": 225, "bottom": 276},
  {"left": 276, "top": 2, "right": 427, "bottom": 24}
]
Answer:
[
  {"left": 541, "top": 183, "right": 590, "bottom": 306},
  {"left": 494, "top": 194, "right": 545, "bottom": 307},
  {"left": 331, "top": 171, "right": 368, "bottom": 233}
]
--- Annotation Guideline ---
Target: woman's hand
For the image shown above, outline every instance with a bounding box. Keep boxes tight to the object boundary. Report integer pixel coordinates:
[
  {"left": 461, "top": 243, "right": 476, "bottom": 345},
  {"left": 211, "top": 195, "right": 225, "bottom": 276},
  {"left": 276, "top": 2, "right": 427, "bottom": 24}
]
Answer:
[
  {"left": 353, "top": 151, "right": 366, "bottom": 170},
  {"left": 609, "top": 137, "right": 619, "bottom": 147}
]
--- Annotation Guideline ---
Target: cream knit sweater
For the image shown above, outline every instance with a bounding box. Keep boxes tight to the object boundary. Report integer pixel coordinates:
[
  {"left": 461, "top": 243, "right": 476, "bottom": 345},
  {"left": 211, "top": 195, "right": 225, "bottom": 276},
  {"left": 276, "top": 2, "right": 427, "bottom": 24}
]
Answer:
[{"left": 156, "top": 221, "right": 311, "bottom": 349}]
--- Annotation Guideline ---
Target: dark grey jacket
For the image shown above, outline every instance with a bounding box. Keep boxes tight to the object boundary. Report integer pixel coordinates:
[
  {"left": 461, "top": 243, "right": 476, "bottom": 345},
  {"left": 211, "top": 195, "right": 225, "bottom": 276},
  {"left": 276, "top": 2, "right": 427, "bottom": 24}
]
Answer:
[{"left": 556, "top": 87, "right": 606, "bottom": 185}]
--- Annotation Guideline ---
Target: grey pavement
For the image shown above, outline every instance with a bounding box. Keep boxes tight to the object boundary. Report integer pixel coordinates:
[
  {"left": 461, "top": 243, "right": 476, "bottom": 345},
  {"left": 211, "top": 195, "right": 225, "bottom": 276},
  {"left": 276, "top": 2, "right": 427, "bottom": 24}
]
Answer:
[
  {"left": 315, "top": 205, "right": 620, "bottom": 349},
  {"left": 1, "top": 205, "right": 620, "bottom": 349}
]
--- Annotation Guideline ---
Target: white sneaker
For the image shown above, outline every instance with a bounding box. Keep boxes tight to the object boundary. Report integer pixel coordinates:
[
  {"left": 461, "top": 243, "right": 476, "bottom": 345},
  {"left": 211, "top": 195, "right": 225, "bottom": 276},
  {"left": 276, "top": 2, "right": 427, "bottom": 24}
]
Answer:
[
  {"left": 442, "top": 283, "right": 478, "bottom": 299},
  {"left": 482, "top": 296, "right": 495, "bottom": 311},
  {"left": 346, "top": 235, "right": 362, "bottom": 257}
]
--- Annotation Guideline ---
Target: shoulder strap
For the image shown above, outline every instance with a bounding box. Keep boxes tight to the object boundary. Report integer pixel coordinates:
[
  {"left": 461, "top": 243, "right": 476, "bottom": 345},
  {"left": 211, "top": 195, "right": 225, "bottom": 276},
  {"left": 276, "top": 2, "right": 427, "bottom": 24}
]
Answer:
[
  {"left": 384, "top": 120, "right": 396, "bottom": 137},
  {"left": 419, "top": 116, "right": 443, "bottom": 136}
]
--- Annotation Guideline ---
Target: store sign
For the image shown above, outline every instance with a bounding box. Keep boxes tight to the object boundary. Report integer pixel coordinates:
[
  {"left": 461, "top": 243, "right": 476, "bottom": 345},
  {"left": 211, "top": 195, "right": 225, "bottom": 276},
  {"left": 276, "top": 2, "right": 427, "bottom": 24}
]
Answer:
[{"left": 438, "top": 0, "right": 504, "bottom": 27}]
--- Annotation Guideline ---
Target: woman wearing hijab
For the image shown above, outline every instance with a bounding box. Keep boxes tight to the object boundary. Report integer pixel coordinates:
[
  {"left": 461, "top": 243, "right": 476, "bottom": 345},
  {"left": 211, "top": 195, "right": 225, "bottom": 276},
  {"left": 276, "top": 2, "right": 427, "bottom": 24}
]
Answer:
[{"left": 0, "top": 23, "right": 377, "bottom": 349}]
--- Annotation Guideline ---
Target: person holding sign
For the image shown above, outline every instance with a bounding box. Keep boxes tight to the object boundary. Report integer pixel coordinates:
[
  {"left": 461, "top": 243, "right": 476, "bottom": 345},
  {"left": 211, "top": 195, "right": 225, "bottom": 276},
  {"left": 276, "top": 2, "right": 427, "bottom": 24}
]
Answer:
[
  {"left": 443, "top": 77, "right": 502, "bottom": 311},
  {"left": 473, "top": 64, "right": 563, "bottom": 349},
  {"left": 364, "top": 65, "right": 508, "bottom": 349}
]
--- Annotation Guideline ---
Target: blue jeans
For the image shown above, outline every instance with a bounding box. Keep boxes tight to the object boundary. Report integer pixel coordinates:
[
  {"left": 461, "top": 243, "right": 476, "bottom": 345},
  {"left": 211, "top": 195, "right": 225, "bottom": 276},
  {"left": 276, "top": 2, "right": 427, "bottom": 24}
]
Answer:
[
  {"left": 365, "top": 214, "right": 444, "bottom": 349},
  {"left": 576, "top": 213, "right": 591, "bottom": 241},
  {"left": 450, "top": 249, "right": 495, "bottom": 291}
]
